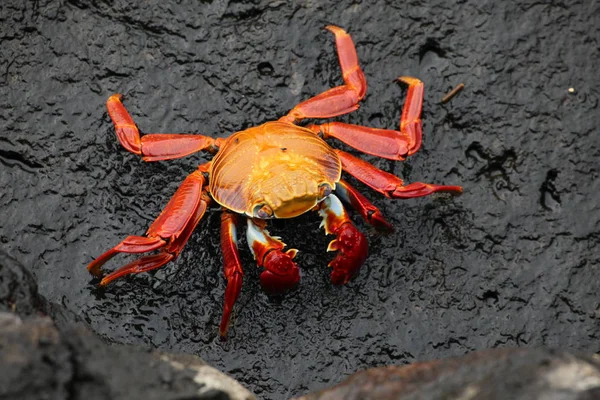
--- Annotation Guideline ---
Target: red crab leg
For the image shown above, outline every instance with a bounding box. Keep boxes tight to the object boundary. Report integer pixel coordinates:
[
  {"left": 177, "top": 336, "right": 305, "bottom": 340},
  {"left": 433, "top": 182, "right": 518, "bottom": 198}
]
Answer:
[
  {"left": 107, "top": 94, "right": 220, "bottom": 161},
  {"left": 87, "top": 167, "right": 211, "bottom": 284},
  {"left": 318, "top": 194, "right": 368, "bottom": 285},
  {"left": 219, "top": 211, "right": 244, "bottom": 337},
  {"left": 280, "top": 25, "right": 367, "bottom": 123},
  {"left": 335, "top": 179, "right": 393, "bottom": 232},
  {"left": 246, "top": 219, "right": 300, "bottom": 294},
  {"left": 336, "top": 150, "right": 463, "bottom": 198},
  {"left": 307, "top": 77, "right": 424, "bottom": 160}
]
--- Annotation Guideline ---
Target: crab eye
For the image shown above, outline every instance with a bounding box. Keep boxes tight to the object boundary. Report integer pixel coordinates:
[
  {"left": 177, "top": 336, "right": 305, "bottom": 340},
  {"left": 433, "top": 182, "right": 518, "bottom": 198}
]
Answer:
[
  {"left": 318, "top": 183, "right": 333, "bottom": 199},
  {"left": 253, "top": 204, "right": 273, "bottom": 219}
]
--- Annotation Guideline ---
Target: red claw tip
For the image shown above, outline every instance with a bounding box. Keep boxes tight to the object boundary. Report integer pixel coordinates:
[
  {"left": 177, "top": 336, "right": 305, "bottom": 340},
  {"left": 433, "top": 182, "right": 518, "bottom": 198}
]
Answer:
[
  {"left": 329, "top": 222, "right": 368, "bottom": 285},
  {"left": 260, "top": 250, "right": 300, "bottom": 294}
]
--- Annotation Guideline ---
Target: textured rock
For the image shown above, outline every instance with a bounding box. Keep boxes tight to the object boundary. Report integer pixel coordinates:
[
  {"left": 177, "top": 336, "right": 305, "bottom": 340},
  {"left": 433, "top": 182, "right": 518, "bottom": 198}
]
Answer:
[
  {"left": 295, "top": 348, "right": 600, "bottom": 400},
  {"left": 0, "top": 314, "right": 255, "bottom": 400},
  {"left": 0, "top": 251, "right": 42, "bottom": 316},
  {"left": 1, "top": 0, "right": 599, "bottom": 398}
]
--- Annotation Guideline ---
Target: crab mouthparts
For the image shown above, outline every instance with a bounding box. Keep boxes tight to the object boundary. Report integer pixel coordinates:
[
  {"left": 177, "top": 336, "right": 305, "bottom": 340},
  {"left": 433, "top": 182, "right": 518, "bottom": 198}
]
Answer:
[{"left": 272, "top": 195, "right": 320, "bottom": 219}]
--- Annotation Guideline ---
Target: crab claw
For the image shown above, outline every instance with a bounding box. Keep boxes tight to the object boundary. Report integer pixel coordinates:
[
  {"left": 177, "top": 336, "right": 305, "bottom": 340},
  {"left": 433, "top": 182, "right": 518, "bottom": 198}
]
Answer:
[
  {"left": 246, "top": 219, "right": 301, "bottom": 294},
  {"left": 318, "top": 194, "right": 369, "bottom": 285},
  {"left": 260, "top": 249, "right": 300, "bottom": 294},
  {"left": 328, "top": 222, "right": 368, "bottom": 285}
]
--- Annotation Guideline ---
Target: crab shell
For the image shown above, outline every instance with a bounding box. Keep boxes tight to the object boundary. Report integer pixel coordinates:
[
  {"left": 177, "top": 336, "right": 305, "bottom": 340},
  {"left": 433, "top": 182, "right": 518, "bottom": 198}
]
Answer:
[{"left": 209, "top": 121, "right": 341, "bottom": 219}]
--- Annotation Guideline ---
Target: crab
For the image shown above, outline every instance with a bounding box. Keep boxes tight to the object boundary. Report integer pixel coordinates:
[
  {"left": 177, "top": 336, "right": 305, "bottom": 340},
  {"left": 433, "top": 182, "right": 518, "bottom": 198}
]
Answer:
[{"left": 87, "top": 25, "right": 462, "bottom": 337}]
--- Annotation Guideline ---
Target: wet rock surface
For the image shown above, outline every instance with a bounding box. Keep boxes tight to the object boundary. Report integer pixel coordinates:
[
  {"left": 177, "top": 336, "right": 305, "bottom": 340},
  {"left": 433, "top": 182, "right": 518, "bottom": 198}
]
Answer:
[
  {"left": 295, "top": 348, "right": 600, "bottom": 400},
  {"left": 1, "top": 0, "right": 599, "bottom": 399}
]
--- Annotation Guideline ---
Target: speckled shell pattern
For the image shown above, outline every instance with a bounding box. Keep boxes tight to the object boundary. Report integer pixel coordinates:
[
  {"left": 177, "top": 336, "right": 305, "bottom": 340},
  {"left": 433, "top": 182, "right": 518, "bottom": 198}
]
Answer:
[{"left": 208, "top": 121, "right": 342, "bottom": 216}]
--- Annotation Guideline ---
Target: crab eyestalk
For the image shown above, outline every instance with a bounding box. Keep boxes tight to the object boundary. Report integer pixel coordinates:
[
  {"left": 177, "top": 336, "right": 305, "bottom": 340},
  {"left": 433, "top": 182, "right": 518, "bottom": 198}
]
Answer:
[{"left": 318, "top": 194, "right": 368, "bottom": 284}]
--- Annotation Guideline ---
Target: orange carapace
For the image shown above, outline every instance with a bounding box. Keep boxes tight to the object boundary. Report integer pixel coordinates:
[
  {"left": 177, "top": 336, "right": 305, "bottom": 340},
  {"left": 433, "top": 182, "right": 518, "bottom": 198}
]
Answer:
[{"left": 86, "top": 25, "right": 462, "bottom": 337}]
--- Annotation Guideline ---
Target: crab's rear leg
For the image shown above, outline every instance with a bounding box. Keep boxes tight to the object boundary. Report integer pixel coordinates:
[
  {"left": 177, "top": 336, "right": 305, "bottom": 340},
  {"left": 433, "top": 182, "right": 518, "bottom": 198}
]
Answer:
[
  {"left": 318, "top": 194, "right": 368, "bottom": 285},
  {"left": 337, "top": 150, "right": 463, "bottom": 198},
  {"left": 107, "top": 94, "right": 220, "bottom": 161},
  {"left": 246, "top": 219, "right": 300, "bottom": 294},
  {"left": 281, "top": 25, "right": 367, "bottom": 123},
  {"left": 308, "top": 77, "right": 424, "bottom": 160},
  {"left": 87, "top": 166, "right": 211, "bottom": 285}
]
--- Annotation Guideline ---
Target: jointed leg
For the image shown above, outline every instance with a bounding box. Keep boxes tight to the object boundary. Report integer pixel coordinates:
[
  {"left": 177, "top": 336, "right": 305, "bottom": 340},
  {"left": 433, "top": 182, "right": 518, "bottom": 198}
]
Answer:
[
  {"left": 318, "top": 194, "right": 368, "bottom": 285},
  {"left": 335, "top": 179, "right": 393, "bottom": 232},
  {"left": 87, "top": 166, "right": 211, "bottom": 285},
  {"left": 246, "top": 219, "right": 300, "bottom": 294},
  {"left": 337, "top": 150, "right": 462, "bottom": 199},
  {"left": 281, "top": 25, "right": 367, "bottom": 123},
  {"left": 219, "top": 211, "right": 244, "bottom": 337},
  {"left": 307, "top": 77, "right": 424, "bottom": 160},
  {"left": 107, "top": 94, "right": 220, "bottom": 161}
]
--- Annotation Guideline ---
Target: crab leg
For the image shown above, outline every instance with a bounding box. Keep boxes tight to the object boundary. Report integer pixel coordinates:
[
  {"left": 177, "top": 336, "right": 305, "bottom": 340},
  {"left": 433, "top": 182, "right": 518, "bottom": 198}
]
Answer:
[
  {"left": 307, "top": 77, "right": 424, "bottom": 160},
  {"left": 281, "top": 25, "right": 367, "bottom": 123},
  {"left": 335, "top": 179, "right": 393, "bottom": 232},
  {"left": 246, "top": 219, "right": 300, "bottom": 294},
  {"left": 219, "top": 211, "right": 244, "bottom": 337},
  {"left": 107, "top": 94, "right": 220, "bottom": 161},
  {"left": 336, "top": 150, "right": 463, "bottom": 198},
  {"left": 87, "top": 166, "right": 211, "bottom": 285},
  {"left": 318, "top": 194, "right": 368, "bottom": 285}
]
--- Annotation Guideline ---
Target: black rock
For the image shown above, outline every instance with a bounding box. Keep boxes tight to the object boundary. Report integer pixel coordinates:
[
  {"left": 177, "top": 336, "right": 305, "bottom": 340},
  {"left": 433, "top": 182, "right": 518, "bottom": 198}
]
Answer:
[
  {"left": 294, "top": 348, "right": 600, "bottom": 400},
  {"left": 0, "top": 251, "right": 43, "bottom": 316},
  {"left": 2, "top": 0, "right": 599, "bottom": 398},
  {"left": 0, "top": 314, "right": 256, "bottom": 400}
]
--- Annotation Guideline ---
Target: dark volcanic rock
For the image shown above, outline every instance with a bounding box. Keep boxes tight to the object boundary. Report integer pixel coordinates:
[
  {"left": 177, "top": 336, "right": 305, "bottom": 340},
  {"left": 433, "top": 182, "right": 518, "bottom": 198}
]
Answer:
[
  {"left": 295, "top": 348, "right": 600, "bottom": 400},
  {"left": 1, "top": 0, "right": 599, "bottom": 398},
  {"left": 0, "top": 249, "right": 85, "bottom": 329},
  {"left": 0, "top": 314, "right": 255, "bottom": 400},
  {"left": 0, "top": 250, "right": 43, "bottom": 316}
]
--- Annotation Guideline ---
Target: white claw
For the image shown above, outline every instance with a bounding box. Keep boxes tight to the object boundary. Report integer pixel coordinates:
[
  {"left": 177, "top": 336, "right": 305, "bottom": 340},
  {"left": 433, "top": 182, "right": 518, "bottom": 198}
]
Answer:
[
  {"left": 318, "top": 195, "right": 347, "bottom": 235},
  {"left": 245, "top": 219, "right": 286, "bottom": 260}
]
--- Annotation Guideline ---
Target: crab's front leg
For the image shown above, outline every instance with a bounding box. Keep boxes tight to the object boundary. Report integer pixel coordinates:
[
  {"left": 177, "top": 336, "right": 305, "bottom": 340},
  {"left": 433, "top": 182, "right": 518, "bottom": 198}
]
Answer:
[
  {"left": 335, "top": 179, "right": 393, "bottom": 232},
  {"left": 219, "top": 211, "right": 244, "bottom": 337},
  {"left": 246, "top": 219, "right": 300, "bottom": 294},
  {"left": 318, "top": 194, "right": 368, "bottom": 285}
]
